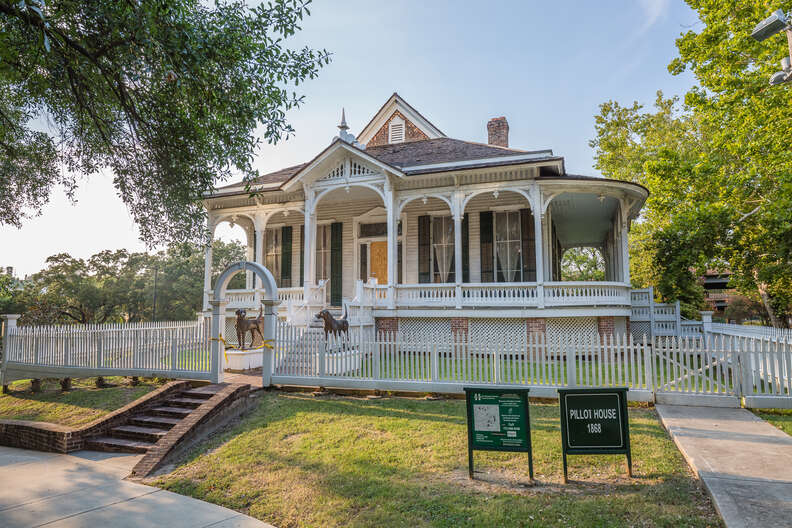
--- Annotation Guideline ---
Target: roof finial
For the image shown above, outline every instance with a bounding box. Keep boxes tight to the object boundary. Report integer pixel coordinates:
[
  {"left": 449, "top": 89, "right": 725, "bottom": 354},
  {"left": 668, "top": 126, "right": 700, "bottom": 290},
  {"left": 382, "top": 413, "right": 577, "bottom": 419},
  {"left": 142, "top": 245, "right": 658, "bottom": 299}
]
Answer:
[{"left": 338, "top": 108, "right": 349, "bottom": 131}]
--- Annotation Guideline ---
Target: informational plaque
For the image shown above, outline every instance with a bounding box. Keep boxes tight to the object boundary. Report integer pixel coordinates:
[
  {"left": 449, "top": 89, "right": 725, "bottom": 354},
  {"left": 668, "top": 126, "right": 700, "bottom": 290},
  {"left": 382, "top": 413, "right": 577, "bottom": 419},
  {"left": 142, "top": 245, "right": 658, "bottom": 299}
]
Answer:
[
  {"left": 557, "top": 387, "right": 632, "bottom": 482},
  {"left": 464, "top": 387, "right": 533, "bottom": 479}
]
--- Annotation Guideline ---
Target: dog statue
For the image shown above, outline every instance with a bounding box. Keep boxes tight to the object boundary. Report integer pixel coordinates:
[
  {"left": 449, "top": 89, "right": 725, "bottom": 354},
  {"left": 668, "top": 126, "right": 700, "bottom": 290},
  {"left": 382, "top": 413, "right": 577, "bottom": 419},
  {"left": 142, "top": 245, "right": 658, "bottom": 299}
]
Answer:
[
  {"left": 235, "top": 307, "right": 265, "bottom": 349},
  {"left": 316, "top": 306, "right": 349, "bottom": 339}
]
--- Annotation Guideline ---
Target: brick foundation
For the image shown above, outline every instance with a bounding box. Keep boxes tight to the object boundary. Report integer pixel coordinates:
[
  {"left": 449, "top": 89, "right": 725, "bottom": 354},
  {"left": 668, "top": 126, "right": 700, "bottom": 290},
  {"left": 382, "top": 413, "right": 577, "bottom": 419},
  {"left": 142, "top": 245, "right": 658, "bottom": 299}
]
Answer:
[
  {"left": 375, "top": 317, "right": 399, "bottom": 335},
  {"left": 526, "top": 318, "right": 546, "bottom": 336},
  {"left": 597, "top": 316, "right": 615, "bottom": 336},
  {"left": 450, "top": 317, "right": 468, "bottom": 338},
  {"left": 0, "top": 380, "right": 191, "bottom": 453}
]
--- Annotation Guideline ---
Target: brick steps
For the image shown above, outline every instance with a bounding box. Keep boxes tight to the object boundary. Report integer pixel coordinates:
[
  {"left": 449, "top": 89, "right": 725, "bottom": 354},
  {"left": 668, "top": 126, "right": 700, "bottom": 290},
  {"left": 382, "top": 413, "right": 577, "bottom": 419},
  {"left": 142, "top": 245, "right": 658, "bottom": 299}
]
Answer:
[
  {"left": 85, "top": 383, "right": 250, "bottom": 458},
  {"left": 149, "top": 406, "right": 193, "bottom": 418},
  {"left": 110, "top": 425, "right": 168, "bottom": 443},
  {"left": 129, "top": 415, "right": 182, "bottom": 429},
  {"left": 85, "top": 436, "right": 154, "bottom": 453},
  {"left": 167, "top": 397, "right": 206, "bottom": 409}
]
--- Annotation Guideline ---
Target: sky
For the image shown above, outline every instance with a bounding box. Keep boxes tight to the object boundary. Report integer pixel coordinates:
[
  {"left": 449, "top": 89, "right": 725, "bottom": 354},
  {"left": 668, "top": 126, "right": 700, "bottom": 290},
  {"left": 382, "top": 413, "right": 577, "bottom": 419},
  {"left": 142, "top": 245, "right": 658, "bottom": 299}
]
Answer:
[{"left": 0, "top": 0, "right": 700, "bottom": 278}]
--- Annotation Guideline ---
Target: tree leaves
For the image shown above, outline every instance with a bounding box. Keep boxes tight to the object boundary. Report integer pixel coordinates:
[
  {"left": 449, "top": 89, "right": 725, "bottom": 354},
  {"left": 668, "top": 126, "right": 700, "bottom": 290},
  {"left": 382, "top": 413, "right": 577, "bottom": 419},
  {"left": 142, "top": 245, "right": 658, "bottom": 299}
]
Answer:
[{"left": 0, "top": 0, "right": 330, "bottom": 244}]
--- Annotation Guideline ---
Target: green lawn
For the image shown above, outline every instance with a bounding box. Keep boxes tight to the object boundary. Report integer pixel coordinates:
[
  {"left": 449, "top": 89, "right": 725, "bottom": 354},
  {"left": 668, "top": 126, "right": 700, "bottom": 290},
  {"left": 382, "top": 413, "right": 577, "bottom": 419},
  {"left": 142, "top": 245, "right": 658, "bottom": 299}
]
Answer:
[
  {"left": 752, "top": 409, "right": 792, "bottom": 436},
  {"left": 0, "top": 377, "right": 163, "bottom": 427},
  {"left": 155, "top": 392, "right": 721, "bottom": 528}
]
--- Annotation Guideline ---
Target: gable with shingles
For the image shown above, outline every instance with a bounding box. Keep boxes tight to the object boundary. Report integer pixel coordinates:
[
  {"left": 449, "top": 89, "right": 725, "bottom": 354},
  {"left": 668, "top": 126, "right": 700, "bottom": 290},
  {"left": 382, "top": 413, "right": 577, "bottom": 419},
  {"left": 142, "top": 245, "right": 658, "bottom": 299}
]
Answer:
[{"left": 366, "top": 110, "right": 429, "bottom": 147}]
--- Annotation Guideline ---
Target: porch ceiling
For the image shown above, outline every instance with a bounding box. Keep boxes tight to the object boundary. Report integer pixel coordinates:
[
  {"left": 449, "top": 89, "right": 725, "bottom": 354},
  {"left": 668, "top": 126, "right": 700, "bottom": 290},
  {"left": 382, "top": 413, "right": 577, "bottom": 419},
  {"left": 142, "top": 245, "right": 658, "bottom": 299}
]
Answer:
[{"left": 550, "top": 193, "right": 619, "bottom": 248}]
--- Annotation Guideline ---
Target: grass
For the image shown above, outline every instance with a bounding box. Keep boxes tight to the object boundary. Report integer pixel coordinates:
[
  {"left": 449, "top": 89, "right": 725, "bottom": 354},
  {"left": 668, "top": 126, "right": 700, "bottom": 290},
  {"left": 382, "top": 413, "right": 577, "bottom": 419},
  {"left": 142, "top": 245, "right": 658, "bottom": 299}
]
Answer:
[
  {"left": 155, "top": 392, "right": 721, "bottom": 528},
  {"left": 752, "top": 409, "right": 792, "bottom": 436},
  {"left": 0, "top": 377, "right": 164, "bottom": 427}
]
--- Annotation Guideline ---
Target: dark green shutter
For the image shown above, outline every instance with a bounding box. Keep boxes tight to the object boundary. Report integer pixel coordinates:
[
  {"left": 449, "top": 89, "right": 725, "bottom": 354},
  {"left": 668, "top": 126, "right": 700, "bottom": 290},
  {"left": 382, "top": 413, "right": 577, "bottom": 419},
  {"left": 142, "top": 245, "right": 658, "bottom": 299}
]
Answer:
[
  {"left": 519, "top": 209, "right": 536, "bottom": 282},
  {"left": 330, "top": 222, "right": 342, "bottom": 306},
  {"left": 418, "top": 215, "right": 431, "bottom": 283},
  {"left": 462, "top": 213, "right": 470, "bottom": 283},
  {"left": 299, "top": 225, "right": 304, "bottom": 286},
  {"left": 281, "top": 226, "right": 292, "bottom": 287},
  {"left": 359, "top": 244, "right": 367, "bottom": 281},
  {"left": 479, "top": 211, "right": 493, "bottom": 283}
]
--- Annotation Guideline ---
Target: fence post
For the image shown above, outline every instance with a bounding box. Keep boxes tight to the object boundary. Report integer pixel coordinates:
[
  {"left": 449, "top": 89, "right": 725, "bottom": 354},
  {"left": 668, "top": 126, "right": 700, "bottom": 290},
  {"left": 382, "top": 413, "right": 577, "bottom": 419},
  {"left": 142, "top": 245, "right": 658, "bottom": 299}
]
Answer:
[
  {"left": 261, "top": 299, "right": 278, "bottom": 388},
  {"left": 700, "top": 311, "right": 713, "bottom": 340},
  {"left": 209, "top": 299, "right": 227, "bottom": 383},
  {"left": 643, "top": 335, "right": 654, "bottom": 398},
  {"left": 648, "top": 286, "right": 655, "bottom": 341},
  {"left": 566, "top": 341, "right": 576, "bottom": 387},
  {"left": 318, "top": 328, "right": 327, "bottom": 378},
  {"left": 1, "top": 315, "right": 20, "bottom": 390},
  {"left": 431, "top": 342, "right": 438, "bottom": 382},
  {"left": 170, "top": 335, "right": 178, "bottom": 374}
]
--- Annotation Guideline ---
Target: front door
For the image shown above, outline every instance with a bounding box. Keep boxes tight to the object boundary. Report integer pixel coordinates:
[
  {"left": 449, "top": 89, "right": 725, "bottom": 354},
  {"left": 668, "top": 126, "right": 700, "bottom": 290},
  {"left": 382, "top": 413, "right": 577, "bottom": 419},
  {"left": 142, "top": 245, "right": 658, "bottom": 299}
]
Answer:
[{"left": 369, "top": 241, "right": 388, "bottom": 283}]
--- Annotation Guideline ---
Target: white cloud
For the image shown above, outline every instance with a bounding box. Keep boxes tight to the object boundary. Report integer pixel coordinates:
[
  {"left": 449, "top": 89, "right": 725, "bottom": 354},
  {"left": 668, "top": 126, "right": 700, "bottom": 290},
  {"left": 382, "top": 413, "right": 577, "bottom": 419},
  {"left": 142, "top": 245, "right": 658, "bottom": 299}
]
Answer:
[{"left": 636, "top": 0, "right": 670, "bottom": 35}]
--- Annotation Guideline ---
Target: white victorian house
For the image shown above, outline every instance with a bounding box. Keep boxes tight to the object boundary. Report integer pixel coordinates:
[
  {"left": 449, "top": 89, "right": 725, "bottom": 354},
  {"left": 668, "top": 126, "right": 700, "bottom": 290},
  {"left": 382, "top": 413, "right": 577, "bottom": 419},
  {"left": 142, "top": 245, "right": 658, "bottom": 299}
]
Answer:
[{"left": 203, "top": 93, "right": 647, "bottom": 345}]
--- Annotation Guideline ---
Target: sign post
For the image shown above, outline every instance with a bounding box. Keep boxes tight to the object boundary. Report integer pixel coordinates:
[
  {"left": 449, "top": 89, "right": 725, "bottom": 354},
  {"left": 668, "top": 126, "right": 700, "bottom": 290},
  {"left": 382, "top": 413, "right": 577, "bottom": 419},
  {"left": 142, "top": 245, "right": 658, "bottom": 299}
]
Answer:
[
  {"left": 557, "top": 387, "right": 631, "bottom": 483},
  {"left": 464, "top": 387, "right": 533, "bottom": 480}
]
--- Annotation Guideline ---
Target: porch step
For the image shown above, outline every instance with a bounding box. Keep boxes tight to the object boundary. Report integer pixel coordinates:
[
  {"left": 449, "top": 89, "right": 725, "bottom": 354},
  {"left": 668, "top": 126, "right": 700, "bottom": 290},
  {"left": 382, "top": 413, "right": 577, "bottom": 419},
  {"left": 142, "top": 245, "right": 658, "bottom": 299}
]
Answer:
[
  {"left": 130, "top": 414, "right": 182, "bottom": 428},
  {"left": 84, "top": 436, "right": 155, "bottom": 454},
  {"left": 149, "top": 406, "right": 194, "bottom": 418},
  {"left": 109, "top": 425, "right": 168, "bottom": 443},
  {"left": 166, "top": 397, "right": 207, "bottom": 409},
  {"left": 181, "top": 387, "right": 223, "bottom": 399}
]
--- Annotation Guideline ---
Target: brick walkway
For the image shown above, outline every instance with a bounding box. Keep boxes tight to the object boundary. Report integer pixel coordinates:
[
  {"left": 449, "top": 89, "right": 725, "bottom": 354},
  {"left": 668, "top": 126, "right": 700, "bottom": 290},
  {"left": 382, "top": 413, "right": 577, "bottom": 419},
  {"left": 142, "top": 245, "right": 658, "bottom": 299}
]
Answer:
[
  {"left": 224, "top": 369, "right": 264, "bottom": 388},
  {"left": 656, "top": 405, "right": 792, "bottom": 528}
]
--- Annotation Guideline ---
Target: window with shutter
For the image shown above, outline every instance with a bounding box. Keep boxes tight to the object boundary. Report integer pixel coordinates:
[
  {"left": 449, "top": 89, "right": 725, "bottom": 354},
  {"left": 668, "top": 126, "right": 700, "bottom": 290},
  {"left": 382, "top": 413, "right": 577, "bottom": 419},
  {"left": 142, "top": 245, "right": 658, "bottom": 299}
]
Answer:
[
  {"left": 264, "top": 228, "right": 281, "bottom": 286},
  {"left": 299, "top": 225, "right": 304, "bottom": 286},
  {"left": 418, "top": 215, "right": 431, "bottom": 283},
  {"left": 330, "top": 222, "right": 342, "bottom": 306},
  {"left": 462, "top": 213, "right": 469, "bottom": 283},
  {"left": 281, "top": 226, "right": 292, "bottom": 287},
  {"left": 520, "top": 209, "right": 536, "bottom": 282},
  {"left": 479, "top": 211, "right": 493, "bottom": 283}
]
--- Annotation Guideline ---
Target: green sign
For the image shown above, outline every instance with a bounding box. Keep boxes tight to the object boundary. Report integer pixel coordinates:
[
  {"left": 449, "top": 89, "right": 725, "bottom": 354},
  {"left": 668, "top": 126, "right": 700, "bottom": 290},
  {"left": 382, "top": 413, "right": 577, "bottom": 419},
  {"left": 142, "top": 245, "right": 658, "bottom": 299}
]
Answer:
[
  {"left": 558, "top": 387, "right": 631, "bottom": 483},
  {"left": 464, "top": 387, "right": 533, "bottom": 479}
]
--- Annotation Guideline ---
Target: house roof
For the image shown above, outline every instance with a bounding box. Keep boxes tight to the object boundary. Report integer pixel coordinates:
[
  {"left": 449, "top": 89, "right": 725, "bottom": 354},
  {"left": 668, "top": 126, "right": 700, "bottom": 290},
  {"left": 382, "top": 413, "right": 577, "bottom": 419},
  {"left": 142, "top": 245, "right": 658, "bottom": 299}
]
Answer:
[
  {"left": 215, "top": 137, "right": 556, "bottom": 193},
  {"left": 357, "top": 92, "right": 445, "bottom": 144}
]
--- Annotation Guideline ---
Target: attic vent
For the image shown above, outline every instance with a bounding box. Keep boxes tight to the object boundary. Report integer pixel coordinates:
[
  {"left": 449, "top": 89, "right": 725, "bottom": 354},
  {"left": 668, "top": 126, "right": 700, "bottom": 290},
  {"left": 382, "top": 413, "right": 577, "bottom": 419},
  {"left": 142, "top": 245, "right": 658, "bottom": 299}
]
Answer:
[{"left": 388, "top": 116, "right": 405, "bottom": 144}]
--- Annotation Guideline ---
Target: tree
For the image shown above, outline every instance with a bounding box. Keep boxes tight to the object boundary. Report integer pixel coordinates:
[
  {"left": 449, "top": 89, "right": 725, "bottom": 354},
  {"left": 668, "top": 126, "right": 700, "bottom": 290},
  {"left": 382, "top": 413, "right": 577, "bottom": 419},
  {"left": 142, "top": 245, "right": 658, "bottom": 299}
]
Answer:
[
  {"left": 11, "top": 240, "right": 247, "bottom": 324},
  {"left": 0, "top": 0, "right": 329, "bottom": 244},
  {"left": 560, "top": 247, "right": 605, "bottom": 281},
  {"left": 591, "top": 0, "right": 792, "bottom": 326}
]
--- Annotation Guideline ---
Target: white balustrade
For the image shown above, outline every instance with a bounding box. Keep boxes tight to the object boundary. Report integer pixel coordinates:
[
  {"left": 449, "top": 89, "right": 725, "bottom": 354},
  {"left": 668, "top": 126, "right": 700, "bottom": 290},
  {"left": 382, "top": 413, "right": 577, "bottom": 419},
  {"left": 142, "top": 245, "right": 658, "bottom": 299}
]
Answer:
[
  {"left": 543, "top": 282, "right": 631, "bottom": 306},
  {"left": 462, "top": 283, "right": 538, "bottom": 306}
]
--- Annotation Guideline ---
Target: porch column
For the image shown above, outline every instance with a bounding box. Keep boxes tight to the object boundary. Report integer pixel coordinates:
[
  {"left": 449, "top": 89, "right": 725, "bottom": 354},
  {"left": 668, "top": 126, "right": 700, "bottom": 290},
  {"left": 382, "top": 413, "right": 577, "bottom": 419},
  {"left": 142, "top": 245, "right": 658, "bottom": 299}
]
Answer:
[
  {"left": 531, "top": 185, "right": 545, "bottom": 307},
  {"left": 303, "top": 186, "right": 316, "bottom": 301},
  {"left": 254, "top": 213, "right": 267, "bottom": 306},
  {"left": 621, "top": 220, "right": 630, "bottom": 284},
  {"left": 202, "top": 218, "right": 215, "bottom": 311},
  {"left": 453, "top": 192, "right": 463, "bottom": 308},
  {"left": 385, "top": 182, "right": 396, "bottom": 308},
  {"left": 245, "top": 227, "right": 255, "bottom": 289}
]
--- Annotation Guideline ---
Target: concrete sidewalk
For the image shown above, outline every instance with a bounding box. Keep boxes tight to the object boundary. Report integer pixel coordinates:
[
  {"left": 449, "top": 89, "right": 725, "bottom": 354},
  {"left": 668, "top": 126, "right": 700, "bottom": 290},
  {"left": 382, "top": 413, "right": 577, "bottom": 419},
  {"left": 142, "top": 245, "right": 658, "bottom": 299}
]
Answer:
[
  {"left": 0, "top": 446, "right": 273, "bottom": 528},
  {"left": 656, "top": 405, "right": 792, "bottom": 528}
]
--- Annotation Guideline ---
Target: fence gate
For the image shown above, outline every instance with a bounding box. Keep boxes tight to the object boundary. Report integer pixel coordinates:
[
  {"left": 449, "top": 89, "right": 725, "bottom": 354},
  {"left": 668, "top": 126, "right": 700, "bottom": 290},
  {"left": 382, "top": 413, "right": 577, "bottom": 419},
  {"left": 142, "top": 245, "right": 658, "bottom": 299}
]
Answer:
[{"left": 653, "top": 337, "right": 741, "bottom": 407}]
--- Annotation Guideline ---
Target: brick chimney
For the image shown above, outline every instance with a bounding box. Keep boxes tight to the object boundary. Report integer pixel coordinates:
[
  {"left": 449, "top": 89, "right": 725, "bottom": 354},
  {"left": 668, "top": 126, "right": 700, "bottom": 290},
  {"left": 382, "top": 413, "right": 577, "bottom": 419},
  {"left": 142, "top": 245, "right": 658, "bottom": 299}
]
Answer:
[{"left": 487, "top": 117, "right": 509, "bottom": 148}]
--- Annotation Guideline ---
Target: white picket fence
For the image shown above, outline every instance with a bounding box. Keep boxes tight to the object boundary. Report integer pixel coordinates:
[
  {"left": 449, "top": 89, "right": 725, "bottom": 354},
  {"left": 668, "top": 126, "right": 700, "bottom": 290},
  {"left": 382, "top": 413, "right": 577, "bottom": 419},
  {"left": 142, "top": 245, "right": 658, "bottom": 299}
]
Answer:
[
  {"left": 271, "top": 322, "right": 792, "bottom": 407},
  {"left": 1, "top": 319, "right": 219, "bottom": 384},
  {"left": 710, "top": 322, "right": 792, "bottom": 342}
]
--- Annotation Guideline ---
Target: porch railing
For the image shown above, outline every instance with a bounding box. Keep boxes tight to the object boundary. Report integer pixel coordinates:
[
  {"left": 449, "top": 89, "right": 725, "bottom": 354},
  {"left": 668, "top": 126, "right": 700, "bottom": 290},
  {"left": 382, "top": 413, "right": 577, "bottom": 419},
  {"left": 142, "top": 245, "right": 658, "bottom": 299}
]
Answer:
[{"left": 357, "top": 281, "right": 629, "bottom": 309}]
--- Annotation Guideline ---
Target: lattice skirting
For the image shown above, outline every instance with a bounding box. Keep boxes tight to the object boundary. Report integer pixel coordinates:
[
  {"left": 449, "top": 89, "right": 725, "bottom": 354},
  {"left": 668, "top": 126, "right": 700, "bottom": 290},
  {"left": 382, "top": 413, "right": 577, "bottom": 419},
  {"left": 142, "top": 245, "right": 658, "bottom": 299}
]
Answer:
[
  {"left": 546, "top": 317, "right": 598, "bottom": 342},
  {"left": 469, "top": 318, "right": 525, "bottom": 343},
  {"left": 630, "top": 321, "right": 651, "bottom": 341},
  {"left": 398, "top": 318, "right": 452, "bottom": 337}
]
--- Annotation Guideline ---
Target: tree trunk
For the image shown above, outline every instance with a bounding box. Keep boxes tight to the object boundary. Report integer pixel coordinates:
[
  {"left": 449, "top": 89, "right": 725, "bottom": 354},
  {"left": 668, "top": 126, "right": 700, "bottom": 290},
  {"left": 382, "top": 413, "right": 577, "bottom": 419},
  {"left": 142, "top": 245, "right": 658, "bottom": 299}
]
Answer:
[{"left": 757, "top": 280, "right": 782, "bottom": 328}]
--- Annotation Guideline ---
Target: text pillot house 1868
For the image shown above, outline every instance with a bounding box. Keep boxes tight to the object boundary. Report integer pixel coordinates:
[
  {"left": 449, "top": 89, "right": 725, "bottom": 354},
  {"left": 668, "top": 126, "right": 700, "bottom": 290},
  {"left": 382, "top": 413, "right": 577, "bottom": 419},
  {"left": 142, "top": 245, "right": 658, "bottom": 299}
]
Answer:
[{"left": 202, "top": 93, "right": 647, "bottom": 343}]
